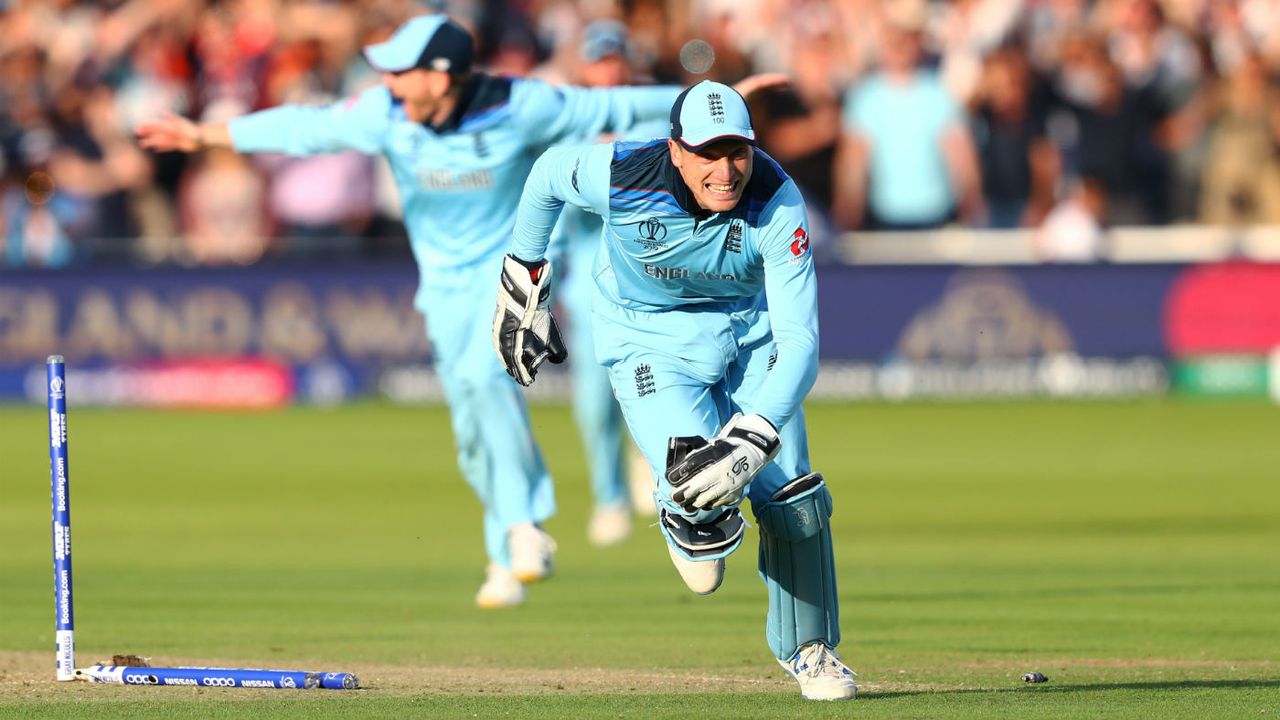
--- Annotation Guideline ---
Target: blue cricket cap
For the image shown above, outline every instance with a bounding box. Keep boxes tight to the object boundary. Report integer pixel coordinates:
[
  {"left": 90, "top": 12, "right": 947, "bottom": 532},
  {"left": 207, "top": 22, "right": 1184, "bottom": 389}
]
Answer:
[
  {"left": 363, "top": 15, "right": 474, "bottom": 74},
  {"left": 669, "top": 80, "right": 755, "bottom": 152},
  {"left": 581, "top": 20, "right": 628, "bottom": 63}
]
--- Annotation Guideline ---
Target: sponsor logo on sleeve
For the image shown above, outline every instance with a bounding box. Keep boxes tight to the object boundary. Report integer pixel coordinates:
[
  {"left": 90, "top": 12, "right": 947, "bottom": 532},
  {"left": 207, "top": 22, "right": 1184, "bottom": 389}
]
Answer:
[{"left": 790, "top": 226, "right": 810, "bottom": 257}]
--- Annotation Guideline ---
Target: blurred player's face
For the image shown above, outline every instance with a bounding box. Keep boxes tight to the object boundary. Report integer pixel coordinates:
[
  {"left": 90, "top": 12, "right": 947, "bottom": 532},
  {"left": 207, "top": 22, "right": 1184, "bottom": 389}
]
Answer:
[
  {"left": 382, "top": 68, "right": 453, "bottom": 123},
  {"left": 668, "top": 139, "right": 754, "bottom": 213},
  {"left": 579, "top": 55, "right": 631, "bottom": 88}
]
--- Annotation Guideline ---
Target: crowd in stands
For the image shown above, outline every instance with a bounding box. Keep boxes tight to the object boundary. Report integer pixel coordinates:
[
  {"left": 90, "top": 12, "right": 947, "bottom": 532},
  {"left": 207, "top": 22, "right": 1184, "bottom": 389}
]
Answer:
[{"left": 2, "top": 0, "right": 1279, "bottom": 268}]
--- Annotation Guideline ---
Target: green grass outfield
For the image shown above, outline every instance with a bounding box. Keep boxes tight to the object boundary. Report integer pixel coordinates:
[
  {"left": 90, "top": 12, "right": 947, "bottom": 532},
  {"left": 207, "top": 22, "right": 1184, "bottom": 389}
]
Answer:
[{"left": 1, "top": 400, "right": 1278, "bottom": 718}]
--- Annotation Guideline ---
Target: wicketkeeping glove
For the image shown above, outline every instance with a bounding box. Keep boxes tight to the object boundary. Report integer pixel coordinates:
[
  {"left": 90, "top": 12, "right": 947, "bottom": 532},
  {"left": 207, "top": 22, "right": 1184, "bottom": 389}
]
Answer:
[
  {"left": 492, "top": 254, "right": 567, "bottom": 386},
  {"left": 667, "top": 413, "right": 781, "bottom": 512}
]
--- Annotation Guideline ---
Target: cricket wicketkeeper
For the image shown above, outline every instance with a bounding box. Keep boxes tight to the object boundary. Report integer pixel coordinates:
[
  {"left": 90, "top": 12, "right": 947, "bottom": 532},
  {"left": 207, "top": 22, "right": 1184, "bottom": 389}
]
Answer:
[{"left": 494, "top": 80, "right": 856, "bottom": 701}]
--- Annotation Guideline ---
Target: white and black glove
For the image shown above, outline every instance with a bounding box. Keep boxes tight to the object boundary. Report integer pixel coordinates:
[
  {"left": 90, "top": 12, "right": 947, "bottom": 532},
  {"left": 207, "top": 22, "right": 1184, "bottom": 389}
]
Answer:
[
  {"left": 492, "top": 254, "right": 567, "bottom": 386},
  {"left": 667, "top": 413, "right": 781, "bottom": 512}
]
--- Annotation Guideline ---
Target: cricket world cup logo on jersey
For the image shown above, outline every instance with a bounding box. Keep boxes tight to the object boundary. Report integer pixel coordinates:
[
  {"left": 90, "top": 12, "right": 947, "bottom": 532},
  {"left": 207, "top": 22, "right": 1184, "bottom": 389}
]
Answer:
[{"left": 635, "top": 217, "right": 668, "bottom": 251}]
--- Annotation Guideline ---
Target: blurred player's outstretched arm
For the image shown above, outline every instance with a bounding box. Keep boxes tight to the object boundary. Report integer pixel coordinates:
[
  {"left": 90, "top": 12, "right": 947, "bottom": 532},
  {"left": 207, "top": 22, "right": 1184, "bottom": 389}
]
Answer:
[
  {"left": 515, "top": 74, "right": 789, "bottom": 150},
  {"left": 137, "top": 87, "right": 390, "bottom": 157},
  {"left": 136, "top": 113, "right": 232, "bottom": 153}
]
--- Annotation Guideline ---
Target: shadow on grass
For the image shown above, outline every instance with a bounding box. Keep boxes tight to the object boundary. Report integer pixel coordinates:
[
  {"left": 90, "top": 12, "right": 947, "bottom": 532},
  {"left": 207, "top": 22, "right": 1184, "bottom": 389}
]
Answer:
[{"left": 862, "top": 678, "right": 1280, "bottom": 700}]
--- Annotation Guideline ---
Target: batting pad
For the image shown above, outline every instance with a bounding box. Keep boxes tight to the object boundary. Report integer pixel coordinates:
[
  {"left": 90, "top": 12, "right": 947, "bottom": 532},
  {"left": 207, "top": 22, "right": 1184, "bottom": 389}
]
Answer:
[{"left": 756, "top": 473, "right": 840, "bottom": 660}]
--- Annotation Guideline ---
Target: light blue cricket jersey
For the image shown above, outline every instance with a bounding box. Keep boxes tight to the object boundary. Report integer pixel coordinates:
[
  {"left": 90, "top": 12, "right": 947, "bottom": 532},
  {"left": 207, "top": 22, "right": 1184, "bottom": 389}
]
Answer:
[
  {"left": 843, "top": 70, "right": 960, "bottom": 224},
  {"left": 510, "top": 139, "right": 819, "bottom": 428},
  {"left": 547, "top": 118, "right": 669, "bottom": 260},
  {"left": 227, "top": 74, "right": 678, "bottom": 306}
]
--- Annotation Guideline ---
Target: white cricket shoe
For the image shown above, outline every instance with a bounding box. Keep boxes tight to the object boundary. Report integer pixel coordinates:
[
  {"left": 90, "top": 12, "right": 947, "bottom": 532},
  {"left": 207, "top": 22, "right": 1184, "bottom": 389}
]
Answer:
[
  {"left": 474, "top": 564, "right": 524, "bottom": 609},
  {"left": 628, "top": 448, "right": 658, "bottom": 517},
  {"left": 665, "top": 543, "right": 725, "bottom": 595},
  {"left": 778, "top": 642, "right": 857, "bottom": 701},
  {"left": 588, "top": 504, "right": 633, "bottom": 547},
  {"left": 508, "top": 523, "right": 556, "bottom": 583}
]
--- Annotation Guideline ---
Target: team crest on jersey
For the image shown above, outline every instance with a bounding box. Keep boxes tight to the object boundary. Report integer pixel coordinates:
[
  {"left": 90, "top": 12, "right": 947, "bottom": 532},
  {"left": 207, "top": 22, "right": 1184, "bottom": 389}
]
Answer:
[
  {"left": 725, "top": 220, "right": 743, "bottom": 253},
  {"left": 634, "top": 364, "right": 655, "bottom": 397},
  {"left": 789, "top": 226, "right": 810, "bottom": 264},
  {"left": 633, "top": 217, "right": 669, "bottom": 251}
]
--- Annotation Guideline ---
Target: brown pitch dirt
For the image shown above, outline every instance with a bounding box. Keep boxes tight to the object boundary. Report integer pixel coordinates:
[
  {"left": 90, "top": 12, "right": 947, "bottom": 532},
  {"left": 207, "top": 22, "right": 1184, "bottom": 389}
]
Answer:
[{"left": 0, "top": 650, "right": 801, "bottom": 701}]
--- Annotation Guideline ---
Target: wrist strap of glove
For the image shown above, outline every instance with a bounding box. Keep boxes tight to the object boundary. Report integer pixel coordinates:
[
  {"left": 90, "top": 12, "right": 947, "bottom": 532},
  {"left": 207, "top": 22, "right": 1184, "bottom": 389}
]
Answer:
[
  {"left": 724, "top": 413, "right": 781, "bottom": 457},
  {"left": 508, "top": 254, "right": 546, "bottom": 282}
]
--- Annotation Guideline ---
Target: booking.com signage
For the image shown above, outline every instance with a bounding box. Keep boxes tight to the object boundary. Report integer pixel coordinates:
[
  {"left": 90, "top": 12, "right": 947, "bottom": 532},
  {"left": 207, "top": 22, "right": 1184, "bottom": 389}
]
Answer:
[{"left": 0, "top": 261, "right": 1276, "bottom": 404}]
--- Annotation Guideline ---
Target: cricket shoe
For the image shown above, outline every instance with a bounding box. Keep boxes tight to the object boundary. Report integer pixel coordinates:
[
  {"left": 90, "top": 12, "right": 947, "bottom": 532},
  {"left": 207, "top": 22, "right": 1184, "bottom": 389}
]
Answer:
[
  {"left": 508, "top": 523, "right": 557, "bottom": 583},
  {"left": 588, "top": 504, "right": 633, "bottom": 547},
  {"left": 778, "top": 642, "right": 857, "bottom": 701},
  {"left": 665, "top": 543, "right": 725, "bottom": 595},
  {"left": 475, "top": 564, "right": 525, "bottom": 609}
]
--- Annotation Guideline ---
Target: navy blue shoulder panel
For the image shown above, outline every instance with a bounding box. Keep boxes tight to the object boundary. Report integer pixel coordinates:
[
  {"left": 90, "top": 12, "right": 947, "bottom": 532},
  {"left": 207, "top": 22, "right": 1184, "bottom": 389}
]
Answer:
[
  {"left": 739, "top": 149, "right": 790, "bottom": 226},
  {"left": 609, "top": 140, "right": 683, "bottom": 215},
  {"left": 453, "top": 74, "right": 514, "bottom": 132}
]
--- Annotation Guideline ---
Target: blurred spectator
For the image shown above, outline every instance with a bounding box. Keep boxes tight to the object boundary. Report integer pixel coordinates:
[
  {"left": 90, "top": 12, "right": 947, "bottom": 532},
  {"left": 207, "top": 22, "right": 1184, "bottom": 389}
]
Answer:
[
  {"left": 191, "top": 2, "right": 273, "bottom": 114},
  {"left": 1024, "top": 0, "right": 1092, "bottom": 73},
  {"left": 934, "top": 0, "right": 1026, "bottom": 106},
  {"left": 250, "top": 5, "right": 378, "bottom": 258},
  {"left": 832, "top": 0, "right": 984, "bottom": 230},
  {"left": 6, "top": 0, "right": 1280, "bottom": 269},
  {"left": 1034, "top": 174, "right": 1108, "bottom": 261},
  {"left": 178, "top": 99, "right": 270, "bottom": 264},
  {"left": 1049, "top": 33, "right": 1172, "bottom": 225},
  {"left": 970, "top": 44, "right": 1060, "bottom": 227},
  {"left": 3, "top": 170, "right": 75, "bottom": 268},
  {"left": 1105, "top": 0, "right": 1202, "bottom": 108},
  {"left": 1199, "top": 52, "right": 1280, "bottom": 224},
  {"left": 754, "top": 2, "right": 854, "bottom": 219},
  {"left": 1105, "top": 0, "right": 1206, "bottom": 220}
]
